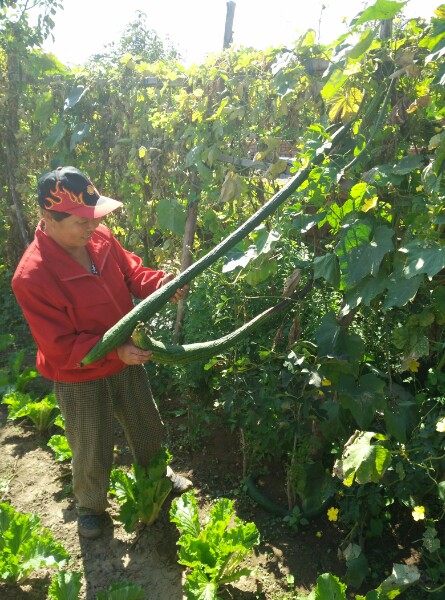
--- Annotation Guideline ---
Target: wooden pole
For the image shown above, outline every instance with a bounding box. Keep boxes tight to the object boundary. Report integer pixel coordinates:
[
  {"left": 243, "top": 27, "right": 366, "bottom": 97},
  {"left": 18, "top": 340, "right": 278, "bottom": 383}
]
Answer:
[{"left": 223, "top": 1, "right": 236, "bottom": 49}]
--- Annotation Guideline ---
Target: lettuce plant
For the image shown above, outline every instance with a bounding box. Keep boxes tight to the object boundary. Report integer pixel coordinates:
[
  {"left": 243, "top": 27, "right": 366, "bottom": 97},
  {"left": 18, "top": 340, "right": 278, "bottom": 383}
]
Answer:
[
  {"left": 48, "top": 570, "right": 82, "bottom": 599},
  {"left": 0, "top": 502, "right": 68, "bottom": 584},
  {"left": 48, "top": 571, "right": 145, "bottom": 600},
  {"left": 0, "top": 335, "right": 39, "bottom": 395},
  {"left": 47, "top": 434, "right": 72, "bottom": 462},
  {"left": 109, "top": 448, "right": 172, "bottom": 532},
  {"left": 170, "top": 491, "right": 260, "bottom": 599},
  {"left": 2, "top": 391, "right": 60, "bottom": 434}
]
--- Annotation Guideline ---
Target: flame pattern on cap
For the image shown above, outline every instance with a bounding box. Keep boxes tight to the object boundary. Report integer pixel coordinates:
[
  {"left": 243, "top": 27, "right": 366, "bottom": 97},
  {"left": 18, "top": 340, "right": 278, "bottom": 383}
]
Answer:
[{"left": 43, "top": 180, "right": 96, "bottom": 210}]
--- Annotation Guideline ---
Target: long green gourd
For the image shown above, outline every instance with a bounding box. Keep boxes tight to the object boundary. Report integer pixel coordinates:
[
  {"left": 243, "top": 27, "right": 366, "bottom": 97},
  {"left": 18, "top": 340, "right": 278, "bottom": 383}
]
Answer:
[
  {"left": 81, "top": 124, "right": 350, "bottom": 366},
  {"left": 131, "top": 299, "right": 292, "bottom": 364}
]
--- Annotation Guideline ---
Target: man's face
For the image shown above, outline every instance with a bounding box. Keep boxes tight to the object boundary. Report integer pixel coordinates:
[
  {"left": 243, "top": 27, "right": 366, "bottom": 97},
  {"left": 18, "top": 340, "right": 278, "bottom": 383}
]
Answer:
[{"left": 44, "top": 213, "right": 102, "bottom": 252}]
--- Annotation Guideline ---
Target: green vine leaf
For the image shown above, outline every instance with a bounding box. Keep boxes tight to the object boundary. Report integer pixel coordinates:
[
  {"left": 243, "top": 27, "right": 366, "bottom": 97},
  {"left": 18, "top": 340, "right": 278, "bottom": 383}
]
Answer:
[
  {"left": 401, "top": 241, "right": 445, "bottom": 279},
  {"left": 338, "top": 373, "right": 387, "bottom": 429},
  {"left": 355, "top": 0, "right": 407, "bottom": 25},
  {"left": 341, "top": 431, "right": 392, "bottom": 486},
  {"left": 156, "top": 198, "right": 186, "bottom": 236},
  {"left": 337, "top": 224, "right": 394, "bottom": 289}
]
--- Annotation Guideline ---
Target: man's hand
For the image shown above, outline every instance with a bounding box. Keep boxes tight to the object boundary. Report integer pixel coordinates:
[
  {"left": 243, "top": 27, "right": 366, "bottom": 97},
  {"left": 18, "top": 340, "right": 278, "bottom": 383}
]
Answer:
[
  {"left": 117, "top": 341, "right": 152, "bottom": 365},
  {"left": 158, "top": 272, "right": 189, "bottom": 303}
]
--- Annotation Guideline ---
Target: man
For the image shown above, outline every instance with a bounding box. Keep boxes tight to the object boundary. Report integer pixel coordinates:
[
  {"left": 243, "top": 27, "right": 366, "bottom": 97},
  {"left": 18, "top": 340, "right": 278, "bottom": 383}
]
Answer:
[{"left": 12, "top": 166, "right": 191, "bottom": 539}]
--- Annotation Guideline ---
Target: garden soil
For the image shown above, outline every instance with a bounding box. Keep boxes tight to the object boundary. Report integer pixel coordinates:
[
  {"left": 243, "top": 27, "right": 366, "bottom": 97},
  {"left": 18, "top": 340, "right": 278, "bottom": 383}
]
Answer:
[{"left": 0, "top": 395, "right": 419, "bottom": 600}]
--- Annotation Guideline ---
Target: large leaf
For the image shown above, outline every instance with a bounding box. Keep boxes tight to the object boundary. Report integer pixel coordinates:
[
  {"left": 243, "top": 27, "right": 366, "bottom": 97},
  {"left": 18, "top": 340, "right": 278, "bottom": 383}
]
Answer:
[
  {"left": 400, "top": 241, "right": 445, "bottom": 279},
  {"left": 378, "top": 564, "right": 420, "bottom": 596},
  {"left": 313, "top": 253, "right": 340, "bottom": 288},
  {"left": 64, "top": 85, "right": 88, "bottom": 111},
  {"left": 48, "top": 570, "right": 82, "bottom": 600},
  {"left": 70, "top": 123, "right": 90, "bottom": 151},
  {"left": 355, "top": 0, "right": 406, "bottom": 25},
  {"left": 184, "top": 569, "right": 218, "bottom": 600},
  {"left": 96, "top": 581, "right": 145, "bottom": 600},
  {"left": 156, "top": 198, "right": 186, "bottom": 237},
  {"left": 341, "top": 432, "right": 392, "bottom": 486},
  {"left": 384, "top": 399, "right": 418, "bottom": 443},
  {"left": 391, "top": 154, "right": 424, "bottom": 175},
  {"left": 383, "top": 274, "right": 423, "bottom": 308},
  {"left": 45, "top": 120, "right": 67, "bottom": 149},
  {"left": 341, "top": 272, "right": 388, "bottom": 315},
  {"left": 337, "top": 373, "right": 387, "bottom": 429},
  {"left": 346, "top": 29, "right": 376, "bottom": 60},
  {"left": 308, "top": 573, "right": 347, "bottom": 599},
  {"left": 222, "top": 226, "right": 280, "bottom": 273},
  {"left": 337, "top": 223, "right": 394, "bottom": 289},
  {"left": 170, "top": 491, "right": 201, "bottom": 538},
  {"left": 315, "top": 312, "right": 365, "bottom": 362}
]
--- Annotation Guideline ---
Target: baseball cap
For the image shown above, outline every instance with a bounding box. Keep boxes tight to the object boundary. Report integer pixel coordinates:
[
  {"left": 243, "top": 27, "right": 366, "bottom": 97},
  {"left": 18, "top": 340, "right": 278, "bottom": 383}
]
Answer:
[{"left": 37, "top": 166, "right": 123, "bottom": 218}]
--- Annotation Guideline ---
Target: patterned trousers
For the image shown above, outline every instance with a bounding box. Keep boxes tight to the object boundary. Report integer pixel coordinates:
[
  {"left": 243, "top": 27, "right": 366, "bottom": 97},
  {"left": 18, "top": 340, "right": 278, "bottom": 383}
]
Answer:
[{"left": 55, "top": 365, "right": 165, "bottom": 515}]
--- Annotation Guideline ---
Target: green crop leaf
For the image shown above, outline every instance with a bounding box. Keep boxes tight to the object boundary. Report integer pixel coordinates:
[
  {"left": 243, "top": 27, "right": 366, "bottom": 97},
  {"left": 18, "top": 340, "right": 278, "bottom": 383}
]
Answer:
[
  {"left": 169, "top": 490, "right": 201, "bottom": 538},
  {"left": 355, "top": 0, "right": 406, "bottom": 25},
  {"left": 96, "top": 580, "right": 145, "bottom": 599},
  {"left": 156, "top": 198, "right": 186, "bottom": 237},
  {"left": 340, "top": 432, "right": 392, "bottom": 487},
  {"left": 184, "top": 569, "right": 218, "bottom": 600},
  {"left": 400, "top": 241, "right": 445, "bottom": 279},
  {"left": 0, "top": 502, "right": 68, "bottom": 584},
  {"left": 109, "top": 448, "right": 172, "bottom": 531},
  {"left": 64, "top": 85, "right": 88, "bottom": 111},
  {"left": 377, "top": 564, "right": 420, "bottom": 596},
  {"left": 383, "top": 274, "right": 423, "bottom": 309},
  {"left": 45, "top": 120, "right": 67, "bottom": 149},
  {"left": 307, "top": 572, "right": 347, "bottom": 599},
  {"left": 391, "top": 154, "right": 424, "bottom": 175},
  {"left": 47, "top": 435, "right": 72, "bottom": 462},
  {"left": 315, "top": 312, "right": 365, "bottom": 362},
  {"left": 338, "top": 373, "right": 387, "bottom": 429},
  {"left": 3, "top": 392, "right": 60, "bottom": 433},
  {"left": 170, "top": 491, "right": 259, "bottom": 599},
  {"left": 346, "top": 29, "right": 376, "bottom": 60},
  {"left": 48, "top": 570, "right": 82, "bottom": 600},
  {"left": 313, "top": 253, "right": 340, "bottom": 288},
  {"left": 336, "top": 223, "right": 394, "bottom": 289}
]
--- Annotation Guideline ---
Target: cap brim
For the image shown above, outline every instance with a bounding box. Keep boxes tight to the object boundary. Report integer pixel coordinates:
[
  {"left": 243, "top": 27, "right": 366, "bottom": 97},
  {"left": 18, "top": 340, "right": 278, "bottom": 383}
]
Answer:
[{"left": 58, "top": 195, "right": 123, "bottom": 218}]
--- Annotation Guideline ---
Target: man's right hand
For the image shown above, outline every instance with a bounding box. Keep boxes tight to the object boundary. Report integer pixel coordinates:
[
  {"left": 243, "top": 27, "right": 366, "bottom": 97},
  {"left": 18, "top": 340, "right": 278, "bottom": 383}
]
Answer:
[{"left": 117, "top": 341, "right": 152, "bottom": 365}]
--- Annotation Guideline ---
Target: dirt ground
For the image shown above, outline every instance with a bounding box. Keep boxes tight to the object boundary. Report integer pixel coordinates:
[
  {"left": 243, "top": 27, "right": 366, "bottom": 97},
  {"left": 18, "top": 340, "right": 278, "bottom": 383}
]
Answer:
[{"left": 0, "top": 392, "right": 417, "bottom": 600}]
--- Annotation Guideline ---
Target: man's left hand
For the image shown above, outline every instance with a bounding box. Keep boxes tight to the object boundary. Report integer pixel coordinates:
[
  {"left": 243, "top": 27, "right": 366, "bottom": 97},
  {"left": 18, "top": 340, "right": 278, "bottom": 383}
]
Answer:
[{"left": 159, "top": 273, "right": 189, "bottom": 303}]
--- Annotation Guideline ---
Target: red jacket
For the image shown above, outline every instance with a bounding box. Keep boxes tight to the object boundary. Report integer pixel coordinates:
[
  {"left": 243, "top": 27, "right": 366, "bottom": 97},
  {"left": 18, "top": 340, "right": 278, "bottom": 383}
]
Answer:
[{"left": 12, "top": 222, "right": 165, "bottom": 383}]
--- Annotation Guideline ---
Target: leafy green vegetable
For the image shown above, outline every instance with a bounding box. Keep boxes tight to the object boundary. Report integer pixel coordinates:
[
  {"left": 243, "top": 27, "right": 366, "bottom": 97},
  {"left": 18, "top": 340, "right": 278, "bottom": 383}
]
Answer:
[
  {"left": 47, "top": 434, "right": 72, "bottom": 462},
  {"left": 96, "top": 581, "right": 145, "bottom": 599},
  {"left": 2, "top": 391, "right": 60, "bottom": 433},
  {"left": 0, "top": 502, "right": 68, "bottom": 584},
  {"left": 170, "top": 491, "right": 260, "bottom": 599},
  {"left": 0, "top": 336, "right": 39, "bottom": 396},
  {"left": 48, "top": 570, "right": 82, "bottom": 600},
  {"left": 109, "top": 448, "right": 172, "bottom": 532}
]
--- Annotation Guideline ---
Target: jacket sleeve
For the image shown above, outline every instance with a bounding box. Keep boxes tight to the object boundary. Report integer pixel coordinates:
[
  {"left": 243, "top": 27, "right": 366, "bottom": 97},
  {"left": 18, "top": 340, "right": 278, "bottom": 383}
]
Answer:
[
  {"left": 108, "top": 234, "right": 166, "bottom": 299},
  {"left": 12, "top": 276, "right": 119, "bottom": 371}
]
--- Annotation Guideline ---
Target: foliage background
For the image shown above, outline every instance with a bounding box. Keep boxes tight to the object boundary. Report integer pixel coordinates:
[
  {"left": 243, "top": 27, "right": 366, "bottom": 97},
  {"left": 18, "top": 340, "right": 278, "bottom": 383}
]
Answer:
[{"left": 1, "top": 0, "right": 445, "bottom": 596}]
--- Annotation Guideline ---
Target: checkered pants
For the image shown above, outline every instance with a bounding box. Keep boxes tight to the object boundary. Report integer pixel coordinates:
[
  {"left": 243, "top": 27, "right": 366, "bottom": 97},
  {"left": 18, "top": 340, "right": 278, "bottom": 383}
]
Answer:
[{"left": 55, "top": 365, "right": 165, "bottom": 515}]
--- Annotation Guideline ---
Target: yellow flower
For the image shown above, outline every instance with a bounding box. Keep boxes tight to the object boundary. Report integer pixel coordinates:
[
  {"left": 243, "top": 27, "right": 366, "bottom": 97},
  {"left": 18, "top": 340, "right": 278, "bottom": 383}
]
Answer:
[
  {"left": 316, "top": 531, "right": 323, "bottom": 538},
  {"left": 408, "top": 359, "right": 420, "bottom": 373},
  {"left": 436, "top": 418, "right": 445, "bottom": 433},
  {"left": 321, "top": 378, "right": 331, "bottom": 386},
  {"left": 327, "top": 507, "right": 339, "bottom": 522},
  {"left": 412, "top": 506, "right": 425, "bottom": 521},
  {"left": 416, "top": 185, "right": 423, "bottom": 192}
]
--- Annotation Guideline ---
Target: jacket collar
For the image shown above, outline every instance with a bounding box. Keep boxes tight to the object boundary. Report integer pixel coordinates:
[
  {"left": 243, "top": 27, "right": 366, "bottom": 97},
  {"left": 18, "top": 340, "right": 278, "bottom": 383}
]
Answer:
[{"left": 35, "top": 221, "right": 111, "bottom": 281}]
